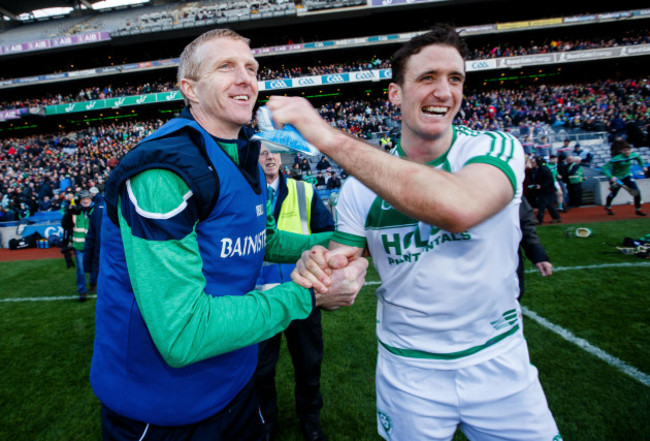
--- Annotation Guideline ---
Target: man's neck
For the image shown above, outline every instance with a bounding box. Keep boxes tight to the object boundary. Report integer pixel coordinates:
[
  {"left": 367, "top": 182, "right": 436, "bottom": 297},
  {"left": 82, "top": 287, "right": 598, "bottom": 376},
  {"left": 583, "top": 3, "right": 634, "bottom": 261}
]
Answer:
[
  {"left": 189, "top": 106, "right": 241, "bottom": 139},
  {"left": 400, "top": 129, "right": 453, "bottom": 164},
  {"left": 266, "top": 175, "right": 279, "bottom": 186}
]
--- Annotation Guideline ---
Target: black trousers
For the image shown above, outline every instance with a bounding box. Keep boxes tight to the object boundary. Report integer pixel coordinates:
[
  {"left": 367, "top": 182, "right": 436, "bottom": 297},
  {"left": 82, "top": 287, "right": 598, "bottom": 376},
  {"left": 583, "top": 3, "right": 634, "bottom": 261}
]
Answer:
[
  {"left": 567, "top": 183, "right": 582, "bottom": 208},
  {"left": 100, "top": 377, "right": 264, "bottom": 441},
  {"left": 607, "top": 177, "right": 642, "bottom": 209},
  {"left": 255, "top": 307, "right": 324, "bottom": 427},
  {"left": 535, "top": 192, "right": 561, "bottom": 223}
]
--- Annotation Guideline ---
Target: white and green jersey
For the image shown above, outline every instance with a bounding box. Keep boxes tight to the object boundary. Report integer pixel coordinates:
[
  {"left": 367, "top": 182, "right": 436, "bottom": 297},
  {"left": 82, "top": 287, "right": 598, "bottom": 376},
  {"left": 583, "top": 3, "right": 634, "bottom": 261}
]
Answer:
[{"left": 333, "top": 126, "right": 525, "bottom": 369}]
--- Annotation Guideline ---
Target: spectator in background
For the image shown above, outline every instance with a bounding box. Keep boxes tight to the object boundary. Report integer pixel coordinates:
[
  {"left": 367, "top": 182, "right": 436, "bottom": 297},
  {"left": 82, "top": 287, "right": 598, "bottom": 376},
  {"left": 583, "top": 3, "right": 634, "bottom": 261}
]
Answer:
[
  {"left": 256, "top": 143, "right": 335, "bottom": 441},
  {"left": 557, "top": 139, "right": 572, "bottom": 156},
  {"left": 11, "top": 186, "right": 26, "bottom": 211},
  {"left": 61, "top": 189, "right": 95, "bottom": 302},
  {"left": 300, "top": 157, "right": 312, "bottom": 173},
  {"left": 517, "top": 197, "right": 552, "bottom": 301},
  {"left": 89, "top": 186, "right": 102, "bottom": 205},
  {"left": 556, "top": 152, "right": 570, "bottom": 210},
  {"left": 566, "top": 156, "right": 585, "bottom": 208},
  {"left": 602, "top": 139, "right": 648, "bottom": 216},
  {"left": 38, "top": 195, "right": 53, "bottom": 212},
  {"left": 36, "top": 177, "right": 54, "bottom": 201},
  {"left": 315, "top": 156, "right": 331, "bottom": 171},
  {"left": 16, "top": 201, "right": 30, "bottom": 219},
  {"left": 23, "top": 181, "right": 35, "bottom": 201},
  {"left": 83, "top": 187, "right": 104, "bottom": 294},
  {"left": 26, "top": 193, "right": 39, "bottom": 215},
  {"left": 315, "top": 171, "right": 326, "bottom": 188},
  {"left": 0, "top": 206, "right": 11, "bottom": 222},
  {"left": 608, "top": 114, "right": 627, "bottom": 141},
  {"left": 59, "top": 174, "right": 72, "bottom": 194},
  {"left": 326, "top": 171, "right": 341, "bottom": 190},
  {"left": 546, "top": 155, "right": 565, "bottom": 212},
  {"left": 535, "top": 135, "right": 551, "bottom": 159},
  {"left": 60, "top": 190, "right": 75, "bottom": 214},
  {"left": 291, "top": 162, "right": 303, "bottom": 180},
  {"left": 572, "top": 143, "right": 593, "bottom": 167},
  {"left": 323, "top": 169, "right": 332, "bottom": 186},
  {"left": 303, "top": 169, "right": 317, "bottom": 186},
  {"left": 379, "top": 134, "right": 393, "bottom": 151},
  {"left": 529, "top": 156, "right": 562, "bottom": 225}
]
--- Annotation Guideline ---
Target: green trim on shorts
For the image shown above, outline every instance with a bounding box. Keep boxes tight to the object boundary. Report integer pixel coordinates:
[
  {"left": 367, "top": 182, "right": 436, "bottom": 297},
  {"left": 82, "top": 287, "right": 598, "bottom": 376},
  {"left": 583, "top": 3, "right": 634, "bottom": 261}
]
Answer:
[{"left": 379, "top": 324, "right": 520, "bottom": 360}]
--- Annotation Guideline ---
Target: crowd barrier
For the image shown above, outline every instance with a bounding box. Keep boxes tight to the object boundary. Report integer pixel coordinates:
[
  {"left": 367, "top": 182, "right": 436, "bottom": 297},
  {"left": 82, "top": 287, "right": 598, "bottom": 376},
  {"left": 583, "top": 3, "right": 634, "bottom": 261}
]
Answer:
[{"left": 0, "top": 211, "right": 63, "bottom": 249}]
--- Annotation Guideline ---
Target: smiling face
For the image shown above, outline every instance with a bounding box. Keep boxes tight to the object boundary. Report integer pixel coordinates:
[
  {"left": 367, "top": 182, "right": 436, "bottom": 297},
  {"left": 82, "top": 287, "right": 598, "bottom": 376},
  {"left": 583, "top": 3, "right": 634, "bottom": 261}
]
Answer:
[
  {"left": 180, "top": 37, "right": 259, "bottom": 138},
  {"left": 259, "top": 144, "right": 281, "bottom": 184},
  {"left": 389, "top": 44, "right": 464, "bottom": 154}
]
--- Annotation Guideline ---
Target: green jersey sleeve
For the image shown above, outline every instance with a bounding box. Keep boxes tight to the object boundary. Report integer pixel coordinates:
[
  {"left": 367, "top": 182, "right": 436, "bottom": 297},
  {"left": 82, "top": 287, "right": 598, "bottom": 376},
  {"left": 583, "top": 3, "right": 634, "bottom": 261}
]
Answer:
[{"left": 120, "top": 168, "right": 313, "bottom": 368}]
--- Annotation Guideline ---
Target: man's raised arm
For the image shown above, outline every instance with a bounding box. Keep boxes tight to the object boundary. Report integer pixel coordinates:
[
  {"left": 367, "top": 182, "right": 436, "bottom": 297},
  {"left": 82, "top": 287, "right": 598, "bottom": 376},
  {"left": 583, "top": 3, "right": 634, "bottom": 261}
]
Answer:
[{"left": 266, "top": 96, "right": 514, "bottom": 233}]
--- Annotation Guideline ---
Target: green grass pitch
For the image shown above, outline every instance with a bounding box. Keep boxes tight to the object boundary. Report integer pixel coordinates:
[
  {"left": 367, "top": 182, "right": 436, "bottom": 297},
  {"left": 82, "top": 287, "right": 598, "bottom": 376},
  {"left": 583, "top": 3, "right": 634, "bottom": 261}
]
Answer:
[{"left": 1, "top": 219, "right": 648, "bottom": 440}]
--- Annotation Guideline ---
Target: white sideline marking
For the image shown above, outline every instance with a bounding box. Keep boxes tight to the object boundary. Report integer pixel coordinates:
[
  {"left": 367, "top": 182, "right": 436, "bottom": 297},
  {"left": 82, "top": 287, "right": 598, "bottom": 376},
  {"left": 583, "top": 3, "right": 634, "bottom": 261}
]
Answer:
[
  {"left": 2, "top": 262, "right": 649, "bottom": 386},
  {"left": 521, "top": 306, "right": 650, "bottom": 387},
  {"left": 0, "top": 295, "right": 97, "bottom": 302},
  {"left": 3, "top": 262, "right": 646, "bottom": 301},
  {"left": 524, "top": 261, "right": 650, "bottom": 274}
]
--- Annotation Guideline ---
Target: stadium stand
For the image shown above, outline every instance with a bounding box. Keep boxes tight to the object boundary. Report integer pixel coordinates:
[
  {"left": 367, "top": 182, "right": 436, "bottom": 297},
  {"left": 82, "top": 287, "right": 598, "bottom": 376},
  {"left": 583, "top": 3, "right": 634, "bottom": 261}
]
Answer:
[{"left": 0, "top": 0, "right": 648, "bottom": 230}]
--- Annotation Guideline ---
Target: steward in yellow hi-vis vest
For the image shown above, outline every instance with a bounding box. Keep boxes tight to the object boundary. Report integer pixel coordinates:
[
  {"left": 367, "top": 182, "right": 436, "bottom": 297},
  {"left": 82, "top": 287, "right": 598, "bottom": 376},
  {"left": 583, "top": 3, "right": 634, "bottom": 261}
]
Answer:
[
  {"left": 277, "top": 178, "right": 314, "bottom": 234},
  {"left": 61, "top": 189, "right": 95, "bottom": 301},
  {"left": 258, "top": 173, "right": 334, "bottom": 286},
  {"left": 256, "top": 145, "right": 335, "bottom": 439}
]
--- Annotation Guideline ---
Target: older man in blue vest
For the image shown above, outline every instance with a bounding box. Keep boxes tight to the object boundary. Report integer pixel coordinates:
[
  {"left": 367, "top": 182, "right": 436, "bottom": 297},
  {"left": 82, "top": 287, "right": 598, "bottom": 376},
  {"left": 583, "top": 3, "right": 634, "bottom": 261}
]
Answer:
[
  {"left": 89, "top": 29, "right": 367, "bottom": 441},
  {"left": 256, "top": 143, "right": 335, "bottom": 441}
]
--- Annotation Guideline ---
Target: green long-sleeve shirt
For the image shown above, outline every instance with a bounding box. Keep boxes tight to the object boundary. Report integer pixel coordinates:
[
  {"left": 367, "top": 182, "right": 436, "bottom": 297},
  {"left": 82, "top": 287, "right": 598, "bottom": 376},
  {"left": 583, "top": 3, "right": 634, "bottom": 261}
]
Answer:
[
  {"left": 119, "top": 168, "right": 331, "bottom": 368},
  {"left": 602, "top": 152, "right": 644, "bottom": 179}
]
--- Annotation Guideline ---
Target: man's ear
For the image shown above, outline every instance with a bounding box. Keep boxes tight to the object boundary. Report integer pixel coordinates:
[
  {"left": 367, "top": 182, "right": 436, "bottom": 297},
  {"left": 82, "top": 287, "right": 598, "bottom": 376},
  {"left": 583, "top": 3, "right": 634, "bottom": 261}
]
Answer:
[
  {"left": 388, "top": 82, "right": 401, "bottom": 107},
  {"left": 180, "top": 78, "right": 198, "bottom": 104}
]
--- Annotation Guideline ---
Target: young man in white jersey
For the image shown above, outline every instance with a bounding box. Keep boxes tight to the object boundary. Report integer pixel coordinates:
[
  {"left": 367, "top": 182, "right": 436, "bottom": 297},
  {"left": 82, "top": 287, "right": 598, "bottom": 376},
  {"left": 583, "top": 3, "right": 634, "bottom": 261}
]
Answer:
[{"left": 266, "top": 24, "right": 562, "bottom": 441}]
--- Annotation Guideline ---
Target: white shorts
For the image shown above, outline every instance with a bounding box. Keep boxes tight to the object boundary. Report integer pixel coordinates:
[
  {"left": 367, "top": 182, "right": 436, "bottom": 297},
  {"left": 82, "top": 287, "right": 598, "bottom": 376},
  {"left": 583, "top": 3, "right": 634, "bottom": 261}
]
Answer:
[{"left": 376, "top": 338, "right": 562, "bottom": 441}]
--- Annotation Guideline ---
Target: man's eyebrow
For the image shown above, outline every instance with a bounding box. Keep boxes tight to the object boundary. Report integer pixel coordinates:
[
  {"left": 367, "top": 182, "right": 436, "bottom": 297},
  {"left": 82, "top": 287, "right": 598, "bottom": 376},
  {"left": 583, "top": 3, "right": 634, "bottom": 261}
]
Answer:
[
  {"left": 417, "top": 69, "right": 465, "bottom": 79},
  {"left": 452, "top": 69, "right": 466, "bottom": 78}
]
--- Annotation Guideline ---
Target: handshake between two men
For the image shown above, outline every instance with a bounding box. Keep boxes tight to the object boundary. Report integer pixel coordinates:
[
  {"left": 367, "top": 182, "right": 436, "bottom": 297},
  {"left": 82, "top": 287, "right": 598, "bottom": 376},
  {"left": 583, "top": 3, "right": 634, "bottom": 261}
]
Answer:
[{"left": 291, "top": 244, "right": 368, "bottom": 311}]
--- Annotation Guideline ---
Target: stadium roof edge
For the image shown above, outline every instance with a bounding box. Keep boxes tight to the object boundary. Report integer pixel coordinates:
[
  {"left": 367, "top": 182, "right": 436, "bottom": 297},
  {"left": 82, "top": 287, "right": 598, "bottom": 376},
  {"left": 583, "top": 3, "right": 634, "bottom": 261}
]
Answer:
[{"left": 0, "top": 0, "right": 156, "bottom": 20}]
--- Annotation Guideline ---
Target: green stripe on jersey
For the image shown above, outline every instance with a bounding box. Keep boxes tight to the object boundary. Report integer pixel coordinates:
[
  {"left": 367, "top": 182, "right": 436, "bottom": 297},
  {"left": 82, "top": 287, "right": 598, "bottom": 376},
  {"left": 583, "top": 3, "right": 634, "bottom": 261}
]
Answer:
[
  {"left": 331, "top": 230, "right": 367, "bottom": 248},
  {"left": 466, "top": 155, "right": 517, "bottom": 193},
  {"left": 485, "top": 131, "right": 514, "bottom": 162},
  {"left": 379, "top": 324, "right": 519, "bottom": 360},
  {"left": 365, "top": 196, "right": 419, "bottom": 230},
  {"left": 456, "top": 126, "right": 517, "bottom": 164}
]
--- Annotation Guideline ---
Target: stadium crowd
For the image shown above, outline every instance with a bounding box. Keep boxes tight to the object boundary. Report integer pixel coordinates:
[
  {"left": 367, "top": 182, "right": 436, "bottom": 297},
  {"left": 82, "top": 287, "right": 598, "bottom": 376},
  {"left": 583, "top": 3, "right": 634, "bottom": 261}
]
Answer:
[
  {"left": 460, "top": 78, "right": 650, "bottom": 135},
  {"left": 1, "top": 28, "right": 648, "bottom": 111},
  {"left": 467, "top": 27, "right": 649, "bottom": 59},
  {"left": 0, "top": 120, "right": 162, "bottom": 222},
  {"left": 1, "top": 61, "right": 649, "bottom": 221}
]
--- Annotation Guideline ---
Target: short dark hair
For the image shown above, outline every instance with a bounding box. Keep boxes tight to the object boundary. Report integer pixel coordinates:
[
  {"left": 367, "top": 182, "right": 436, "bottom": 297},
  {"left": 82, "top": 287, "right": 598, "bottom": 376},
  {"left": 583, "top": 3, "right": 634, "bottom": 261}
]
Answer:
[
  {"left": 391, "top": 23, "right": 468, "bottom": 86},
  {"left": 611, "top": 139, "right": 632, "bottom": 156}
]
